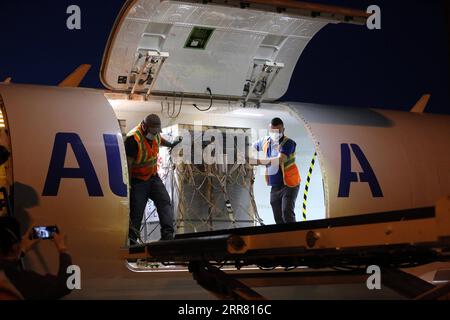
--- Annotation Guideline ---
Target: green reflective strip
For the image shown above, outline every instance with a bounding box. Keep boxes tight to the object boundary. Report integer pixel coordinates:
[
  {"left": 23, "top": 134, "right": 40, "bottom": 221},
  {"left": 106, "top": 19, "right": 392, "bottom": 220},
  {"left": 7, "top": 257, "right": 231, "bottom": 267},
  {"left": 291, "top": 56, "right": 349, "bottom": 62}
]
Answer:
[
  {"left": 284, "top": 157, "right": 296, "bottom": 168},
  {"left": 133, "top": 158, "right": 157, "bottom": 168},
  {"left": 135, "top": 128, "right": 144, "bottom": 141},
  {"left": 281, "top": 138, "right": 295, "bottom": 168},
  {"left": 141, "top": 141, "right": 149, "bottom": 163},
  {"left": 134, "top": 129, "right": 147, "bottom": 163}
]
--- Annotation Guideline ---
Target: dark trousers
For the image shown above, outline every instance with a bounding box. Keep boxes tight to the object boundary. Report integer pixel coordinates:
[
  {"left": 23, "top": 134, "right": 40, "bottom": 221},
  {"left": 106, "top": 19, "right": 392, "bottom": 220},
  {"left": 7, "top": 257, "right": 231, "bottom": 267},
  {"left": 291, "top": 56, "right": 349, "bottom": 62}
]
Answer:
[
  {"left": 270, "top": 184, "right": 300, "bottom": 224},
  {"left": 129, "top": 175, "right": 174, "bottom": 243}
]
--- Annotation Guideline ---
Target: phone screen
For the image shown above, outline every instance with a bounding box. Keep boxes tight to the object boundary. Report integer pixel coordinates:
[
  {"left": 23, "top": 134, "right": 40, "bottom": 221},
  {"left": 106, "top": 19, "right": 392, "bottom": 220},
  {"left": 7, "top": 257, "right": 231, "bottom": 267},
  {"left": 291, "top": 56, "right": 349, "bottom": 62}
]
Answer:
[{"left": 31, "top": 226, "right": 58, "bottom": 240}]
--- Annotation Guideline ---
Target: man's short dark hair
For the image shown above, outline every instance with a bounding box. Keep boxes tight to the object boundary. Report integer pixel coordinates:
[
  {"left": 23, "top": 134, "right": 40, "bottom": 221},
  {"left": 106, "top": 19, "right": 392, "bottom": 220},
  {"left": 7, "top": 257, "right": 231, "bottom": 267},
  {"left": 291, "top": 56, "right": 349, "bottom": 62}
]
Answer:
[
  {"left": 0, "top": 217, "right": 21, "bottom": 255},
  {"left": 270, "top": 117, "right": 284, "bottom": 127}
]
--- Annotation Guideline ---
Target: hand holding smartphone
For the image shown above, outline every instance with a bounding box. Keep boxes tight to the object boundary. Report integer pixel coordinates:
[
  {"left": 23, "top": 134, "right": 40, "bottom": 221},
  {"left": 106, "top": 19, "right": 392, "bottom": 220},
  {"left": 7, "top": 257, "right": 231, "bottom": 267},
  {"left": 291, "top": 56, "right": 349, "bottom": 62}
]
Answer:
[{"left": 30, "top": 225, "right": 59, "bottom": 240}]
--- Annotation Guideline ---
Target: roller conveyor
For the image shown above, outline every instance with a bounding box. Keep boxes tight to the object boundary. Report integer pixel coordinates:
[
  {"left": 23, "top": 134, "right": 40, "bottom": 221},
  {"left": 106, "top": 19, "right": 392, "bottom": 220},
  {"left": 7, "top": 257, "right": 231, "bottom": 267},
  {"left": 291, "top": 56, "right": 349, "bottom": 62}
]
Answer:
[{"left": 123, "top": 196, "right": 450, "bottom": 300}]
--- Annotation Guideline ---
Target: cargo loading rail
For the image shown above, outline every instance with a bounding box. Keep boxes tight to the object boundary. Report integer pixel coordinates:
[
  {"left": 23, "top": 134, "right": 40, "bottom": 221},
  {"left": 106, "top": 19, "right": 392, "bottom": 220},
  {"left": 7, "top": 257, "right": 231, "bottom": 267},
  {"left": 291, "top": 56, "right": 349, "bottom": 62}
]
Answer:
[{"left": 124, "top": 197, "right": 450, "bottom": 299}]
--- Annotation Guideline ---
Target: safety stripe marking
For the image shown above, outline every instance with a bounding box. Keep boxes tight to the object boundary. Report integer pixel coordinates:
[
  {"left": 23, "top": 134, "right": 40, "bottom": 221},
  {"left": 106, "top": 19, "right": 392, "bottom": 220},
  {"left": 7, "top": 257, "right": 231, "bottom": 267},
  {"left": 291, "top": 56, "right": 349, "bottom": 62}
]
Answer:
[{"left": 302, "top": 152, "right": 317, "bottom": 221}]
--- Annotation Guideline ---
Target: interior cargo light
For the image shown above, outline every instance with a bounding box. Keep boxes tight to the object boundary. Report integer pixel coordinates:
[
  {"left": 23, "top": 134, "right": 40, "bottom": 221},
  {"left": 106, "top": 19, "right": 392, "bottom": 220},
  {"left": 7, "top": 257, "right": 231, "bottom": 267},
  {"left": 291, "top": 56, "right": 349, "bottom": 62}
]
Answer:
[{"left": 232, "top": 110, "right": 264, "bottom": 117}]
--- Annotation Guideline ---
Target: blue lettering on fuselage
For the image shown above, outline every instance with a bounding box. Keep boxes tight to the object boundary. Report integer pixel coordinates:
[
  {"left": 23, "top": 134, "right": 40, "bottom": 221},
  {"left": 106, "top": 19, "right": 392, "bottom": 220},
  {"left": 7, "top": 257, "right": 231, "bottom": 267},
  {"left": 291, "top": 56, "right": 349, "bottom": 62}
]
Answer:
[
  {"left": 338, "top": 143, "right": 383, "bottom": 198},
  {"left": 42, "top": 132, "right": 127, "bottom": 197},
  {"left": 103, "top": 134, "right": 127, "bottom": 197}
]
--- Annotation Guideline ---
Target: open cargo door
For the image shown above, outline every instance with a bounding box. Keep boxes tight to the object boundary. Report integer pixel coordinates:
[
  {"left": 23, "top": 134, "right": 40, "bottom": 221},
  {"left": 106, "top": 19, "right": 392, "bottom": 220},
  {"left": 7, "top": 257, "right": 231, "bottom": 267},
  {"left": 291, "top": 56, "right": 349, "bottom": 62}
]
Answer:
[{"left": 101, "top": 0, "right": 368, "bottom": 103}]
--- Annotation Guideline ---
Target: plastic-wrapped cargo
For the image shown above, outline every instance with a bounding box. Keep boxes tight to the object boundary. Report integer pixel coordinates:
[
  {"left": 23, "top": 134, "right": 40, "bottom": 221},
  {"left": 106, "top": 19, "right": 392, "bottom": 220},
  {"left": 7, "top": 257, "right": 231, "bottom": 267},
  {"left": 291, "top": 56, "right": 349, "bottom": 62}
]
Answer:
[{"left": 140, "top": 124, "right": 260, "bottom": 241}]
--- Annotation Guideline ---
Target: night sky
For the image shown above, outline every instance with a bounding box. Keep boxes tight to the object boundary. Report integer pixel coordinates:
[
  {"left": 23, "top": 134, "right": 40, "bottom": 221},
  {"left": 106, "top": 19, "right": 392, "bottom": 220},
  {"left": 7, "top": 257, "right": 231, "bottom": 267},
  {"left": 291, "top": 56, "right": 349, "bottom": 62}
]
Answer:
[{"left": 0, "top": 0, "right": 448, "bottom": 114}]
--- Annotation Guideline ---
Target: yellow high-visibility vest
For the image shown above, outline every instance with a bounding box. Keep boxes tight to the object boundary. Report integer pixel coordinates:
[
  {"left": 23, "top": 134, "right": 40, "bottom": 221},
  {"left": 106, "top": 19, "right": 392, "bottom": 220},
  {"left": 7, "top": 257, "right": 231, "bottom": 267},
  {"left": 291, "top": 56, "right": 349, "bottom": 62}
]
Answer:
[{"left": 127, "top": 125, "right": 161, "bottom": 180}]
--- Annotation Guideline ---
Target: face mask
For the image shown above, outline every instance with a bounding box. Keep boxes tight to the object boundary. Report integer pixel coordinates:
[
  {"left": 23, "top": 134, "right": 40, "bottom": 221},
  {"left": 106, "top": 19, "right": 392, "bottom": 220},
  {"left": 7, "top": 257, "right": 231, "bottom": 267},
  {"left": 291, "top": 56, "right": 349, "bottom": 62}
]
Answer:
[
  {"left": 146, "top": 133, "right": 155, "bottom": 140},
  {"left": 269, "top": 132, "right": 281, "bottom": 142}
]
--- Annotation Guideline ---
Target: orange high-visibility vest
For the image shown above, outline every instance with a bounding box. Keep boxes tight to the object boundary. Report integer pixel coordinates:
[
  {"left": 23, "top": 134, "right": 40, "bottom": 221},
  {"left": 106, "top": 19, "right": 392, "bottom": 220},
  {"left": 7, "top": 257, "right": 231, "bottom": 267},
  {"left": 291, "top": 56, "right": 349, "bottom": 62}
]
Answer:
[
  {"left": 127, "top": 125, "right": 161, "bottom": 181},
  {"left": 262, "top": 136, "right": 301, "bottom": 187}
]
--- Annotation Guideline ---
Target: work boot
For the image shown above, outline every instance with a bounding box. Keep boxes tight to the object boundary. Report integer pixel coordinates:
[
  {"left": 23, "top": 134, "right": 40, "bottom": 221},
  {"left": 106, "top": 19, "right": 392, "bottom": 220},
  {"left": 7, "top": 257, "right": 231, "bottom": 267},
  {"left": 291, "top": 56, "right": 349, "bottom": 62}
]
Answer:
[{"left": 159, "top": 233, "right": 174, "bottom": 241}]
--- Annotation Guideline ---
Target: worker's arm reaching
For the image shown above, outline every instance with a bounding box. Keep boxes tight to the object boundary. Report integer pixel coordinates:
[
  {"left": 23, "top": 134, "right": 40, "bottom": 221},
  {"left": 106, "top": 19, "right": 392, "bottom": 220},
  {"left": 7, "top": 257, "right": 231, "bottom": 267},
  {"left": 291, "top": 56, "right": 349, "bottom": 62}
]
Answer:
[
  {"left": 160, "top": 136, "right": 183, "bottom": 148},
  {"left": 253, "top": 152, "right": 286, "bottom": 167},
  {"left": 248, "top": 138, "right": 286, "bottom": 167}
]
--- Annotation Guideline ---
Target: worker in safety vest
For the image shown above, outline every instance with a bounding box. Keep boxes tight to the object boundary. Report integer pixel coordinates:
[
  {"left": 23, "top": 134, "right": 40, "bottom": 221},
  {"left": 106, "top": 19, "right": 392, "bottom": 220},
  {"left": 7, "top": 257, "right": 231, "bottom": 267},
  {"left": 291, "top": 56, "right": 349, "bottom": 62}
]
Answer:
[
  {"left": 252, "top": 117, "right": 301, "bottom": 224},
  {"left": 125, "top": 114, "right": 182, "bottom": 243}
]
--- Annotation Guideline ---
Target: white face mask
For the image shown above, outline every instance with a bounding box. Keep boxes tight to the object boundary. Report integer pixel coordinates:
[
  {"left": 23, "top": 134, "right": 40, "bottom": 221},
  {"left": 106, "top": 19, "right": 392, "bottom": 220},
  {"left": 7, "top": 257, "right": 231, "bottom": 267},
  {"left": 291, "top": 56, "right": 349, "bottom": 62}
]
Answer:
[
  {"left": 146, "top": 133, "right": 155, "bottom": 140},
  {"left": 269, "top": 131, "right": 281, "bottom": 142}
]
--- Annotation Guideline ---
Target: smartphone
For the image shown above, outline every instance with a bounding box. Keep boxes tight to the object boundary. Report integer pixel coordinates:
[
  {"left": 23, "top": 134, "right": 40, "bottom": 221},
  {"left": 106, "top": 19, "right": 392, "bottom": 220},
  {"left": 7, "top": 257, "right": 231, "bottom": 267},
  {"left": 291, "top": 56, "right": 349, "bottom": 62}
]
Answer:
[{"left": 30, "top": 226, "right": 59, "bottom": 240}]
